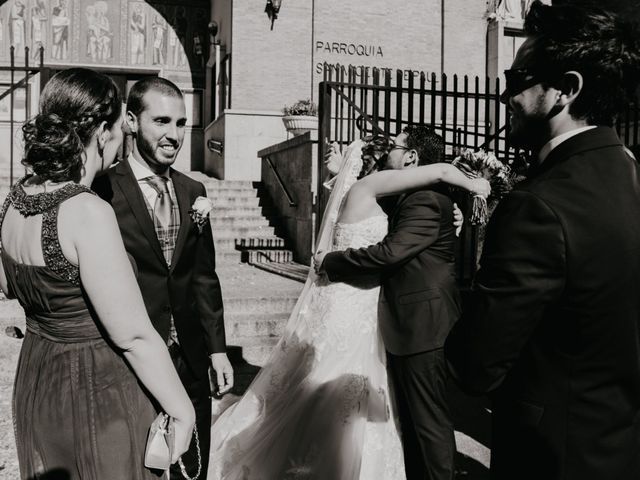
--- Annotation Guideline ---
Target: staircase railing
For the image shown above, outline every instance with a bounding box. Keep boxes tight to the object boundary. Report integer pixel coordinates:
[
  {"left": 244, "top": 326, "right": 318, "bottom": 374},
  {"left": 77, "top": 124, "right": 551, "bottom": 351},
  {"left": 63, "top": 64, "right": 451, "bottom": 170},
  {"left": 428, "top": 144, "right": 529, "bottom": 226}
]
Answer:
[{"left": 264, "top": 156, "right": 297, "bottom": 207}]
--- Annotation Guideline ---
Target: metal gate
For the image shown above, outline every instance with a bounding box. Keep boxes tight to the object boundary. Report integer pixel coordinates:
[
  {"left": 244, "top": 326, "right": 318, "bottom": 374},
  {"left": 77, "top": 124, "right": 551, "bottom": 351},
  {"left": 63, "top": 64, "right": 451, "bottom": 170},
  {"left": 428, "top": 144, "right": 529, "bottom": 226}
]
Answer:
[
  {"left": 316, "top": 63, "right": 640, "bottom": 283},
  {"left": 0, "top": 47, "right": 50, "bottom": 185}
]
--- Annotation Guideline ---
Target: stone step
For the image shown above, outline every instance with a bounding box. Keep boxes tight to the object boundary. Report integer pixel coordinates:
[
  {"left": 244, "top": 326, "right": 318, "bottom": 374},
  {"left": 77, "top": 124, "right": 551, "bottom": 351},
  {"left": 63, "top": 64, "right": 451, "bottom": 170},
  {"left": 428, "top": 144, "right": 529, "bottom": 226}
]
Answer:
[
  {"left": 211, "top": 205, "right": 275, "bottom": 217},
  {"left": 211, "top": 225, "right": 277, "bottom": 238},
  {"left": 205, "top": 187, "right": 261, "bottom": 199},
  {"left": 211, "top": 196, "right": 262, "bottom": 208},
  {"left": 215, "top": 251, "right": 242, "bottom": 264},
  {"left": 227, "top": 335, "right": 280, "bottom": 367},
  {"left": 225, "top": 312, "right": 289, "bottom": 338},
  {"left": 213, "top": 236, "right": 284, "bottom": 252},
  {"left": 211, "top": 215, "right": 271, "bottom": 229},
  {"left": 185, "top": 173, "right": 255, "bottom": 190},
  {"left": 243, "top": 249, "right": 293, "bottom": 264},
  {"left": 248, "top": 261, "right": 309, "bottom": 283},
  {"left": 235, "top": 237, "right": 287, "bottom": 249},
  {"left": 223, "top": 295, "right": 298, "bottom": 314},
  {"left": 184, "top": 173, "right": 249, "bottom": 184}
]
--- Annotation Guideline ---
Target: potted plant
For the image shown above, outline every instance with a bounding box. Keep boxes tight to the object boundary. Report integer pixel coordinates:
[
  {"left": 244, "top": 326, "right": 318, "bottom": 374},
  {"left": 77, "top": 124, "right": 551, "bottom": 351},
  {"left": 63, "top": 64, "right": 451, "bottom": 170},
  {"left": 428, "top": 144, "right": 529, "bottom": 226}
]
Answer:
[{"left": 282, "top": 99, "right": 318, "bottom": 136}]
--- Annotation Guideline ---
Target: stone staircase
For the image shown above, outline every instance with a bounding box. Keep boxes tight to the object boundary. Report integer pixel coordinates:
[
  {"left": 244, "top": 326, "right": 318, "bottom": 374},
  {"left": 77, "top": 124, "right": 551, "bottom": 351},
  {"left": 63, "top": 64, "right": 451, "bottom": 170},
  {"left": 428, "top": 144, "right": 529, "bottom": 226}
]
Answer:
[
  {"left": 188, "top": 172, "right": 309, "bottom": 282},
  {"left": 187, "top": 173, "right": 290, "bottom": 265}
]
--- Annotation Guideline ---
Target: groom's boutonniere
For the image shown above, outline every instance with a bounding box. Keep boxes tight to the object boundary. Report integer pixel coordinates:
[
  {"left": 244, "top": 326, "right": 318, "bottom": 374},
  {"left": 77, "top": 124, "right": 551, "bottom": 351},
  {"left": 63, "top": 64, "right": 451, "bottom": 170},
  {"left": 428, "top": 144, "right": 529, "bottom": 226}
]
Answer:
[{"left": 189, "top": 196, "right": 213, "bottom": 233}]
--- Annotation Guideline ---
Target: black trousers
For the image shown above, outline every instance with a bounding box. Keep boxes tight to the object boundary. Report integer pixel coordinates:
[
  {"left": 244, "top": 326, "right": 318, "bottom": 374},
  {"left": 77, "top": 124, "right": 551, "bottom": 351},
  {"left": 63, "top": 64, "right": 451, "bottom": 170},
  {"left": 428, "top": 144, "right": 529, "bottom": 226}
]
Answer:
[
  {"left": 169, "top": 343, "right": 211, "bottom": 480},
  {"left": 388, "top": 348, "right": 455, "bottom": 480}
]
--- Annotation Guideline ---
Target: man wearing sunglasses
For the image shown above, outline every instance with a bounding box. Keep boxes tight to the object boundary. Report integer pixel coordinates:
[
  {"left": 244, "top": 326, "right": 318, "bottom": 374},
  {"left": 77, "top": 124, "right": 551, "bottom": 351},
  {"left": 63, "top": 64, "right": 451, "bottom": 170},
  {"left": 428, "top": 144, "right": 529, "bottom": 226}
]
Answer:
[{"left": 446, "top": 2, "right": 640, "bottom": 479}]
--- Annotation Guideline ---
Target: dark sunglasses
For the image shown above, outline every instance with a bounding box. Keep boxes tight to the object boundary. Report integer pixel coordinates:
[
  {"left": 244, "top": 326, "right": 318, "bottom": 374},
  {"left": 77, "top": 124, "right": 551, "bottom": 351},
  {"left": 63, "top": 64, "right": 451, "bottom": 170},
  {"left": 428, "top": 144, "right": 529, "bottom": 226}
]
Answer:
[{"left": 503, "top": 68, "right": 554, "bottom": 97}]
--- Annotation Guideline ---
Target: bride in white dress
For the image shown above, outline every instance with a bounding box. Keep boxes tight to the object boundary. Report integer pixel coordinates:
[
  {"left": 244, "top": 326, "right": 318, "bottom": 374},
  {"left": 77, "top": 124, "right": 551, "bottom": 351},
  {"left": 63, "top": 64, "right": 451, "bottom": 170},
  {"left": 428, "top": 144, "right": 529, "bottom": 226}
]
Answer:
[{"left": 208, "top": 139, "right": 490, "bottom": 479}]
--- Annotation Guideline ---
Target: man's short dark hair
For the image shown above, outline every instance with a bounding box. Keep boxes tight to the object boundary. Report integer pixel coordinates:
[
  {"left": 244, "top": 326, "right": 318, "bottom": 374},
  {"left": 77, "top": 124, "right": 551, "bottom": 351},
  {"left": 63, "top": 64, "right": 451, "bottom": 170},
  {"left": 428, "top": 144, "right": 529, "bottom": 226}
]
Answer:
[
  {"left": 403, "top": 125, "right": 445, "bottom": 166},
  {"left": 126, "top": 76, "right": 183, "bottom": 117},
  {"left": 524, "top": 1, "right": 640, "bottom": 126}
]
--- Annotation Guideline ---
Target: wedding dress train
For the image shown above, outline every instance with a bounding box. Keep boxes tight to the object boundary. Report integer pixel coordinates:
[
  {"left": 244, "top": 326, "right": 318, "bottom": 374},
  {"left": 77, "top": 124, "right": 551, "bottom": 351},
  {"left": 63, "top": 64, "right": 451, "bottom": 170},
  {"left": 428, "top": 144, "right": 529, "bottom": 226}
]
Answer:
[{"left": 208, "top": 214, "right": 406, "bottom": 479}]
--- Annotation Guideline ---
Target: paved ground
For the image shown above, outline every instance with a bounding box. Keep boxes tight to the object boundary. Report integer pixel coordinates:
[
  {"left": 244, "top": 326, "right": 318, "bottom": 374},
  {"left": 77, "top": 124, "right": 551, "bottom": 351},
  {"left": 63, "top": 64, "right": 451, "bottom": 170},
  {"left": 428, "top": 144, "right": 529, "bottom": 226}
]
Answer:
[{"left": 0, "top": 309, "right": 23, "bottom": 479}]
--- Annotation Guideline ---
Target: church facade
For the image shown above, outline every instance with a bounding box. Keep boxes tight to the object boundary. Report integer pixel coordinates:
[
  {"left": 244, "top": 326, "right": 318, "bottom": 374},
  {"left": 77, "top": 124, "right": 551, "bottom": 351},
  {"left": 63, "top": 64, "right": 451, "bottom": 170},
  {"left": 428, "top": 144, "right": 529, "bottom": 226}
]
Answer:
[{"left": 0, "top": 0, "right": 543, "bottom": 180}]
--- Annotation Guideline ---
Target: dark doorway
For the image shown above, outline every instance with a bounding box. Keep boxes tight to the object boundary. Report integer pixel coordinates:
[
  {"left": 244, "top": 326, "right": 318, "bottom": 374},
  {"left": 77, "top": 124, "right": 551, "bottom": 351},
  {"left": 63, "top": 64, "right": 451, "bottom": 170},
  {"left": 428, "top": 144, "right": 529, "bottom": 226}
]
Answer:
[{"left": 46, "top": 67, "right": 159, "bottom": 162}]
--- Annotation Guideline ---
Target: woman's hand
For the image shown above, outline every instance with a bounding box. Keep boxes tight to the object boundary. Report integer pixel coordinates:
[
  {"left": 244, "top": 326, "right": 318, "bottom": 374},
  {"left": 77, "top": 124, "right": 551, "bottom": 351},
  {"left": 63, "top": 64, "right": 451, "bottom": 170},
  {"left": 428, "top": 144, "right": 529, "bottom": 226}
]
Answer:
[
  {"left": 324, "top": 139, "right": 343, "bottom": 176},
  {"left": 313, "top": 250, "right": 328, "bottom": 274},
  {"left": 172, "top": 412, "right": 196, "bottom": 464},
  {"left": 470, "top": 178, "right": 491, "bottom": 198},
  {"left": 453, "top": 203, "right": 464, "bottom": 237}
]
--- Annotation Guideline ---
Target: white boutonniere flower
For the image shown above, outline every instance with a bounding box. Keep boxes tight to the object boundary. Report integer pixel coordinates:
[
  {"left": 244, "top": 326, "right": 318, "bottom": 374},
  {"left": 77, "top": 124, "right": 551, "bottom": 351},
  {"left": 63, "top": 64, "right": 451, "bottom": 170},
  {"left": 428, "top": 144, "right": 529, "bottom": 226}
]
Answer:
[{"left": 189, "top": 196, "right": 212, "bottom": 233}]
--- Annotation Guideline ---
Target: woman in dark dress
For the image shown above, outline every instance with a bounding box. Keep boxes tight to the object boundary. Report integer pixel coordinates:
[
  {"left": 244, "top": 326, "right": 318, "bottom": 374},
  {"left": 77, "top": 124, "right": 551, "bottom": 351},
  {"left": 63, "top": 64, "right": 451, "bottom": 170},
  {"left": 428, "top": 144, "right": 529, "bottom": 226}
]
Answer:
[{"left": 0, "top": 68, "right": 195, "bottom": 479}]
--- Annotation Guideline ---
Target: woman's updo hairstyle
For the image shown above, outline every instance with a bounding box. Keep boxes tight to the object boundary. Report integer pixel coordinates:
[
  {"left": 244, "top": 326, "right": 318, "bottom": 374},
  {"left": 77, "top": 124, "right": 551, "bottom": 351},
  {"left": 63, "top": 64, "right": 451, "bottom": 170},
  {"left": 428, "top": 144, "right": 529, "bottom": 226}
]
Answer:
[{"left": 22, "top": 68, "right": 122, "bottom": 182}]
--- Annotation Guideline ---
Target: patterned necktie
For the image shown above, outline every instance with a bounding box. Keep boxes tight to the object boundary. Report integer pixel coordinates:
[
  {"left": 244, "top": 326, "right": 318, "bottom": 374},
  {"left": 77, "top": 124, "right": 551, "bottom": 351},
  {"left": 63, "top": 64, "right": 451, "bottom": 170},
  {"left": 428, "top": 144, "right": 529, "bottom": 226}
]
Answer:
[
  {"left": 144, "top": 174, "right": 179, "bottom": 346},
  {"left": 145, "top": 175, "right": 172, "bottom": 228}
]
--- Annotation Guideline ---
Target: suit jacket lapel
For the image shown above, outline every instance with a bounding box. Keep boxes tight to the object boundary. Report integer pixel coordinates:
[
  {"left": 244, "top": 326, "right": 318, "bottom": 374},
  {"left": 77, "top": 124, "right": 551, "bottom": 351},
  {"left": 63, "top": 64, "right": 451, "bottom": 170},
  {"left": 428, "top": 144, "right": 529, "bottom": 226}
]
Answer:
[
  {"left": 114, "top": 160, "right": 167, "bottom": 267},
  {"left": 169, "top": 169, "right": 191, "bottom": 273},
  {"left": 530, "top": 127, "right": 623, "bottom": 178}
]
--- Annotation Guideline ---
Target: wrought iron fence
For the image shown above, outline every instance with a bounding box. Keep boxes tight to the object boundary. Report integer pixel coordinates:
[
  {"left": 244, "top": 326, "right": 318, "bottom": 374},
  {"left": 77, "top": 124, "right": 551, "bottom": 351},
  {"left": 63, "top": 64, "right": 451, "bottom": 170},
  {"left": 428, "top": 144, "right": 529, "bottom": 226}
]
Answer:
[
  {"left": 316, "top": 63, "right": 640, "bottom": 284},
  {"left": 0, "top": 46, "right": 50, "bottom": 185}
]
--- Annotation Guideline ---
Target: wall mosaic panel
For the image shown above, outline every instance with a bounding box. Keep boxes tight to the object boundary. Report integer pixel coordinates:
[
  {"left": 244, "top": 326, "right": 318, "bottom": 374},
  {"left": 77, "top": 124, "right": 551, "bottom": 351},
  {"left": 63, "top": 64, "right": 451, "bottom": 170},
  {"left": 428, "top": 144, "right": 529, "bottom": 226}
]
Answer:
[{"left": 0, "top": 0, "right": 209, "bottom": 84}]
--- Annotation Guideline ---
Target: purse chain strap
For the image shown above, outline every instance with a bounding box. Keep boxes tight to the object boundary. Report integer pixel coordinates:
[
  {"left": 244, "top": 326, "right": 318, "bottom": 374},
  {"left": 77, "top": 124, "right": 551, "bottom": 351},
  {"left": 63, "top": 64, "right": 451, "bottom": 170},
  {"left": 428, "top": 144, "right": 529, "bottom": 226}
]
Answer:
[{"left": 178, "top": 427, "right": 201, "bottom": 480}]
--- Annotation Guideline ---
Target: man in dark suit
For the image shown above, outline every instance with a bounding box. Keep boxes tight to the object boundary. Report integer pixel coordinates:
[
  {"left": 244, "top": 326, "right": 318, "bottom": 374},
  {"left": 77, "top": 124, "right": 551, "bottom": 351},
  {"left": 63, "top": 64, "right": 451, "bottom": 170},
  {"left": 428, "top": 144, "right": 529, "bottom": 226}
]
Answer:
[
  {"left": 93, "top": 77, "right": 233, "bottom": 479},
  {"left": 319, "top": 125, "right": 461, "bottom": 480},
  {"left": 446, "top": 2, "right": 640, "bottom": 479}
]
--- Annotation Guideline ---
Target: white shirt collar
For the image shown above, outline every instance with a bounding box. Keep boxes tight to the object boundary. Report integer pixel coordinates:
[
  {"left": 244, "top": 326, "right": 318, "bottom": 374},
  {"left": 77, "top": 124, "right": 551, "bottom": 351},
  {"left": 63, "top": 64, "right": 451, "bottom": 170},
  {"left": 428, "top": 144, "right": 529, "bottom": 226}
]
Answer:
[
  {"left": 127, "top": 153, "right": 171, "bottom": 181},
  {"left": 538, "top": 126, "right": 597, "bottom": 164}
]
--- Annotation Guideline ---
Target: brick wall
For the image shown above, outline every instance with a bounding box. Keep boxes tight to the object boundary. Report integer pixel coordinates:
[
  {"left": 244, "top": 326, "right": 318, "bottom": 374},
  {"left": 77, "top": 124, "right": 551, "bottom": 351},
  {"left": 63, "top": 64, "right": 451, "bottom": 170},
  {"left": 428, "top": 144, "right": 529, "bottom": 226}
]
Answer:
[
  {"left": 231, "top": 1, "right": 313, "bottom": 111},
  {"left": 226, "top": 0, "right": 490, "bottom": 113}
]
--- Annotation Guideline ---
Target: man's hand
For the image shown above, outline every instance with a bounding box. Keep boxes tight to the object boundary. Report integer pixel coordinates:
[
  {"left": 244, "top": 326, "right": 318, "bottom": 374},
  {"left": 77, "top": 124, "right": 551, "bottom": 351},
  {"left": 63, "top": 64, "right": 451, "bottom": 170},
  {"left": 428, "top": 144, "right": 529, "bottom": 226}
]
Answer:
[
  {"left": 453, "top": 202, "right": 464, "bottom": 237},
  {"left": 313, "top": 249, "right": 328, "bottom": 274},
  {"left": 210, "top": 353, "right": 234, "bottom": 395}
]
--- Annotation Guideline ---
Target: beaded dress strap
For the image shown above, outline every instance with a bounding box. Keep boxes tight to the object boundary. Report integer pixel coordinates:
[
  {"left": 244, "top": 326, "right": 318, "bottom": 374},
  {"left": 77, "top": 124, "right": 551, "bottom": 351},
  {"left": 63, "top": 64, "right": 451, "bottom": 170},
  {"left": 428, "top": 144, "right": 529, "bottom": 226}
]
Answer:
[
  {"left": 41, "top": 185, "right": 95, "bottom": 286},
  {"left": 6, "top": 177, "right": 95, "bottom": 286}
]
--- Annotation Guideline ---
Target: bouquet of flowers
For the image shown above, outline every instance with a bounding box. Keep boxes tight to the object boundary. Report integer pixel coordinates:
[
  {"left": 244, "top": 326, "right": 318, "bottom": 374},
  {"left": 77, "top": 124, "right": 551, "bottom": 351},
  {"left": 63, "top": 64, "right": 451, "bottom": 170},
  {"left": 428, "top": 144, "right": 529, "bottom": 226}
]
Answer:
[{"left": 452, "top": 149, "right": 514, "bottom": 225}]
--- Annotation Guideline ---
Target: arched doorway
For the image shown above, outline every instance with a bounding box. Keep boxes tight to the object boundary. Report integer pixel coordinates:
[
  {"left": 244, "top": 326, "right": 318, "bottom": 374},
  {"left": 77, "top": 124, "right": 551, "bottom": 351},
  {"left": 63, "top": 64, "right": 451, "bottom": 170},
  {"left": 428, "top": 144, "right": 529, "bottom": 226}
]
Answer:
[{"left": 0, "top": 0, "right": 212, "bottom": 171}]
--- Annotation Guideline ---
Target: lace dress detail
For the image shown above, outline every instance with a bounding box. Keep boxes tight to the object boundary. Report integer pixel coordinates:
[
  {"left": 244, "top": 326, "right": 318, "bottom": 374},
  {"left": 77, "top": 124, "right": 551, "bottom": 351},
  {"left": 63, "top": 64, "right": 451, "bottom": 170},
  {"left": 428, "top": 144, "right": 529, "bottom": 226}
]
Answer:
[{"left": 209, "top": 214, "right": 406, "bottom": 480}]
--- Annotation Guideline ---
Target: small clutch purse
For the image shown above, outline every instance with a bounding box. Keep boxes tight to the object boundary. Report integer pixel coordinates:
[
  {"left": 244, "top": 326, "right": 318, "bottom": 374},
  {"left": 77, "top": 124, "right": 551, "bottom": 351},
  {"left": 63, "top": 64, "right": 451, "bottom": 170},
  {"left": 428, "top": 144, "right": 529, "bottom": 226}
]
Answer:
[
  {"left": 144, "top": 413, "right": 175, "bottom": 471},
  {"left": 144, "top": 412, "right": 201, "bottom": 479}
]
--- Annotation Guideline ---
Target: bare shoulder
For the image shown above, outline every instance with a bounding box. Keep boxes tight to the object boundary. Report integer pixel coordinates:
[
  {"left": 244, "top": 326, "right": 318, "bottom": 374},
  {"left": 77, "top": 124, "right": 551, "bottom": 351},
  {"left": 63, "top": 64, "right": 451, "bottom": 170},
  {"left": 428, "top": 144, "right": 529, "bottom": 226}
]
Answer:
[
  {"left": 59, "top": 192, "right": 117, "bottom": 230},
  {"left": 339, "top": 185, "right": 383, "bottom": 223}
]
